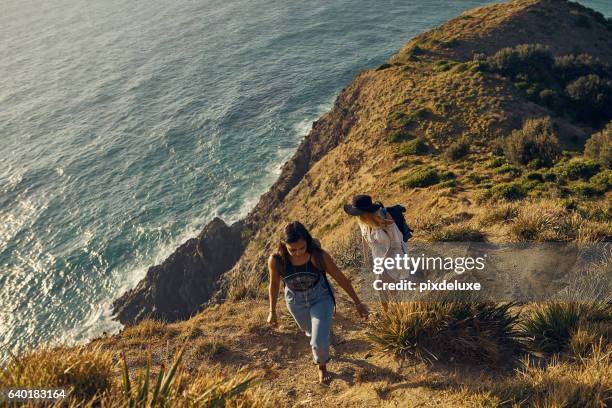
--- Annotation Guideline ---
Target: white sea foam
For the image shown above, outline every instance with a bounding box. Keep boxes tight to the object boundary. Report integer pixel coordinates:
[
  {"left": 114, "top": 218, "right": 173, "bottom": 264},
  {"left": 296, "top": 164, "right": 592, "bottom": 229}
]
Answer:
[{"left": 232, "top": 100, "right": 335, "bottom": 222}]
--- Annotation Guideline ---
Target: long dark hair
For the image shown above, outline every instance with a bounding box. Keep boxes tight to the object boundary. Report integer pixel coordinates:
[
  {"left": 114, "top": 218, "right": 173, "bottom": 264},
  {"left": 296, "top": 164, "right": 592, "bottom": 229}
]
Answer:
[{"left": 274, "top": 221, "right": 323, "bottom": 272}]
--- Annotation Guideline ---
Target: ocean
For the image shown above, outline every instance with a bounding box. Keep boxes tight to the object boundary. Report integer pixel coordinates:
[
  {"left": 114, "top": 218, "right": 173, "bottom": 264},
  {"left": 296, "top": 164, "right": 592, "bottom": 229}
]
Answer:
[{"left": 1, "top": 0, "right": 610, "bottom": 359}]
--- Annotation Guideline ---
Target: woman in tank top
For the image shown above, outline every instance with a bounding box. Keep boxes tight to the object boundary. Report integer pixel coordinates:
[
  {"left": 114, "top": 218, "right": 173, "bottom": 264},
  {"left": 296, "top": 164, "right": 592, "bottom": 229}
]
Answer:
[{"left": 267, "top": 221, "right": 369, "bottom": 384}]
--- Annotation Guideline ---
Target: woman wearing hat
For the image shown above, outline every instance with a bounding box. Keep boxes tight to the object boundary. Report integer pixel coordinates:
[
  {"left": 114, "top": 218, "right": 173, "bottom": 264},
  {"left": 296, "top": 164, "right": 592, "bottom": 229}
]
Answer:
[
  {"left": 343, "top": 195, "right": 408, "bottom": 312},
  {"left": 267, "top": 221, "right": 369, "bottom": 384}
]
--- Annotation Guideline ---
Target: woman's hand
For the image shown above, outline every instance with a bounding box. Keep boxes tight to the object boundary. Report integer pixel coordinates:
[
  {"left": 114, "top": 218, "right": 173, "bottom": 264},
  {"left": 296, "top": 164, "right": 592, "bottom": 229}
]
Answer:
[
  {"left": 267, "top": 310, "right": 278, "bottom": 328},
  {"left": 355, "top": 302, "right": 369, "bottom": 319}
]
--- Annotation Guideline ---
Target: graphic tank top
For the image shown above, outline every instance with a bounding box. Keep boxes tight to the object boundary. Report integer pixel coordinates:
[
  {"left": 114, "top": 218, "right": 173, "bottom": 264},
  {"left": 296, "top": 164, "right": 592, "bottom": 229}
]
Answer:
[{"left": 281, "top": 255, "right": 322, "bottom": 291}]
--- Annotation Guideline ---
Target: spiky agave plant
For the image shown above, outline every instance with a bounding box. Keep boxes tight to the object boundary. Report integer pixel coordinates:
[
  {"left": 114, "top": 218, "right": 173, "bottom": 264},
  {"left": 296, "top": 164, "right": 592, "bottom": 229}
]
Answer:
[
  {"left": 119, "top": 347, "right": 259, "bottom": 407},
  {"left": 120, "top": 347, "right": 184, "bottom": 407},
  {"left": 520, "top": 301, "right": 611, "bottom": 354},
  {"left": 367, "top": 298, "right": 524, "bottom": 365}
]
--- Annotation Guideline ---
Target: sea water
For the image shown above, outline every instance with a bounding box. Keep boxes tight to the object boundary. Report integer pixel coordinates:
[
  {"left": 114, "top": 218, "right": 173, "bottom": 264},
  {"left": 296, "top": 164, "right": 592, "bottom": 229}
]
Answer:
[{"left": 1, "top": 0, "right": 610, "bottom": 359}]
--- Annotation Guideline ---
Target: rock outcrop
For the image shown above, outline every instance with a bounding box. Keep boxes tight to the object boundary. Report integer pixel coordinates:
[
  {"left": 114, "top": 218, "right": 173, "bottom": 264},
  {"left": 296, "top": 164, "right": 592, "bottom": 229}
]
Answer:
[{"left": 112, "top": 218, "right": 245, "bottom": 325}]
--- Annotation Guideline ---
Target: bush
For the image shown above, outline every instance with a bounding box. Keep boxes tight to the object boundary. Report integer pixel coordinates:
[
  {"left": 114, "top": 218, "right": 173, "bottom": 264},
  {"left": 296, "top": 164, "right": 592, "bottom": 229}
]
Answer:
[
  {"left": 590, "top": 169, "right": 612, "bottom": 190},
  {"left": 481, "top": 45, "right": 612, "bottom": 126},
  {"left": 399, "top": 137, "right": 429, "bottom": 155},
  {"left": 526, "top": 172, "right": 544, "bottom": 181},
  {"left": 486, "top": 44, "right": 554, "bottom": 80},
  {"left": 494, "top": 163, "right": 522, "bottom": 176},
  {"left": 403, "top": 167, "right": 440, "bottom": 188},
  {"left": 553, "top": 159, "right": 601, "bottom": 180},
  {"left": 434, "top": 59, "right": 458, "bottom": 72},
  {"left": 114, "top": 348, "right": 267, "bottom": 407},
  {"left": 387, "top": 129, "right": 412, "bottom": 143},
  {"left": 554, "top": 54, "right": 608, "bottom": 82},
  {"left": 367, "top": 299, "right": 523, "bottom": 365},
  {"left": 443, "top": 138, "right": 470, "bottom": 161},
  {"left": 487, "top": 156, "right": 506, "bottom": 168},
  {"left": 566, "top": 74, "right": 612, "bottom": 123},
  {"left": 503, "top": 117, "right": 560, "bottom": 166},
  {"left": 570, "top": 182, "right": 605, "bottom": 197},
  {"left": 584, "top": 123, "right": 612, "bottom": 168},
  {"left": 491, "top": 182, "right": 527, "bottom": 201}
]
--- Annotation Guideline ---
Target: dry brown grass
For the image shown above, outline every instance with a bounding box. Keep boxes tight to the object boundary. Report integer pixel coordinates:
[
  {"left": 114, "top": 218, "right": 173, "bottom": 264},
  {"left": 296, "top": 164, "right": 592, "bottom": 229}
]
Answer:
[
  {"left": 507, "top": 199, "right": 611, "bottom": 242},
  {"left": 0, "top": 345, "right": 115, "bottom": 401},
  {"left": 478, "top": 202, "right": 520, "bottom": 227},
  {"left": 430, "top": 222, "right": 487, "bottom": 242},
  {"left": 121, "top": 318, "right": 179, "bottom": 339},
  {"left": 490, "top": 342, "right": 611, "bottom": 407}
]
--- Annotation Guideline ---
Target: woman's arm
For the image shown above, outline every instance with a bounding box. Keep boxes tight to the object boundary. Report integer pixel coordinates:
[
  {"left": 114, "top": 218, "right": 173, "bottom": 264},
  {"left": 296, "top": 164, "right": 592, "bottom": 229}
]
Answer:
[
  {"left": 320, "top": 251, "right": 369, "bottom": 318},
  {"left": 267, "top": 255, "right": 281, "bottom": 327}
]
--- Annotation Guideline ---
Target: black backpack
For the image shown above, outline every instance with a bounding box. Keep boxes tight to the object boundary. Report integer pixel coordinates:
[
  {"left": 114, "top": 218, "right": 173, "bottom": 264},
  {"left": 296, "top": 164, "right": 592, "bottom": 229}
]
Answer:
[{"left": 380, "top": 203, "right": 413, "bottom": 242}]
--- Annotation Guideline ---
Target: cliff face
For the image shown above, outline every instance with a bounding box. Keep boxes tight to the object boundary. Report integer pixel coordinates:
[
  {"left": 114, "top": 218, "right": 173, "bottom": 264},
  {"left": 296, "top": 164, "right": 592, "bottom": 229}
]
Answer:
[
  {"left": 112, "top": 218, "right": 245, "bottom": 324},
  {"left": 113, "top": 0, "right": 612, "bottom": 324}
]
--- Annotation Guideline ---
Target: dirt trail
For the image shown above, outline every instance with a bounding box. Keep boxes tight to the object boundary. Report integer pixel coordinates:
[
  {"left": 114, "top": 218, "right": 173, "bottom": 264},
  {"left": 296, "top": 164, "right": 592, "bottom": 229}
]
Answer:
[{"left": 93, "top": 289, "right": 511, "bottom": 407}]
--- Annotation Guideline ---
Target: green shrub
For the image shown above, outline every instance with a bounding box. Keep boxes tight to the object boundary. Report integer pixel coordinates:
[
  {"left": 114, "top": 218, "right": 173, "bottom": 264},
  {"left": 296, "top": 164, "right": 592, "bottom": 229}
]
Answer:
[
  {"left": 443, "top": 138, "right": 470, "bottom": 161},
  {"left": 566, "top": 74, "right": 612, "bottom": 123},
  {"left": 437, "top": 180, "right": 458, "bottom": 189},
  {"left": 494, "top": 164, "right": 522, "bottom": 176},
  {"left": 399, "top": 137, "right": 429, "bottom": 155},
  {"left": 403, "top": 167, "right": 440, "bottom": 188},
  {"left": 570, "top": 182, "right": 605, "bottom": 197},
  {"left": 491, "top": 182, "right": 527, "bottom": 201},
  {"left": 526, "top": 172, "right": 544, "bottom": 181},
  {"left": 553, "top": 159, "right": 601, "bottom": 180},
  {"left": 434, "top": 59, "right": 458, "bottom": 72},
  {"left": 589, "top": 169, "right": 612, "bottom": 190},
  {"left": 503, "top": 117, "right": 560, "bottom": 166},
  {"left": 439, "top": 170, "right": 456, "bottom": 180},
  {"left": 487, "top": 157, "right": 506, "bottom": 168},
  {"left": 520, "top": 303, "right": 580, "bottom": 354},
  {"left": 521, "top": 179, "right": 543, "bottom": 191},
  {"left": 482, "top": 45, "right": 612, "bottom": 126},
  {"left": 485, "top": 44, "right": 554, "bottom": 80},
  {"left": 554, "top": 53, "right": 608, "bottom": 82},
  {"left": 388, "top": 129, "right": 412, "bottom": 143},
  {"left": 584, "top": 123, "right": 612, "bottom": 168}
]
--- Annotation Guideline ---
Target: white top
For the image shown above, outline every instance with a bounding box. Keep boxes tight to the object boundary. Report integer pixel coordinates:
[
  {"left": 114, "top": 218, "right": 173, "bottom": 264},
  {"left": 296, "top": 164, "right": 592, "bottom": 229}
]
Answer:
[{"left": 359, "top": 213, "right": 408, "bottom": 280}]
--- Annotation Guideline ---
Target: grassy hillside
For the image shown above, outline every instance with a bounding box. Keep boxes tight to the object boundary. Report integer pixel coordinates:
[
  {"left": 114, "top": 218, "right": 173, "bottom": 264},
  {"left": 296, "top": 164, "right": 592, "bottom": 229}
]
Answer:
[
  {"left": 2, "top": 0, "right": 611, "bottom": 406},
  {"left": 218, "top": 0, "right": 611, "bottom": 301}
]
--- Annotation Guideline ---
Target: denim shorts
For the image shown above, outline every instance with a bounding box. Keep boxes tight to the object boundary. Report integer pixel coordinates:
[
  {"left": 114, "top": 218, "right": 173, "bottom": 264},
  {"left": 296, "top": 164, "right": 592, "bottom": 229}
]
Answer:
[{"left": 285, "top": 276, "right": 335, "bottom": 364}]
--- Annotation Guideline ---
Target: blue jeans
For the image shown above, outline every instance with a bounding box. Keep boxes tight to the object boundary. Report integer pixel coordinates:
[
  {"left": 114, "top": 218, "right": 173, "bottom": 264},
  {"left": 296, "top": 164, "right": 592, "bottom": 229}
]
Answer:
[{"left": 285, "top": 276, "right": 335, "bottom": 364}]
